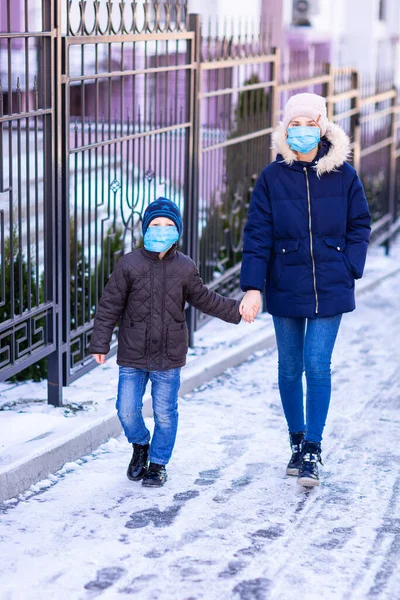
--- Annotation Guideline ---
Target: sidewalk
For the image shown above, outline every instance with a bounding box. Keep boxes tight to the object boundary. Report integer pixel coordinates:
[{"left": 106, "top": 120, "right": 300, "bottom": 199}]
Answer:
[{"left": 1, "top": 238, "right": 399, "bottom": 503}]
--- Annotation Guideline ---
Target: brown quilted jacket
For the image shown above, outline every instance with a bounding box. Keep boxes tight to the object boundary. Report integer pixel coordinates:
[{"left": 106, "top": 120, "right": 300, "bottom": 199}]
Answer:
[{"left": 89, "top": 245, "right": 241, "bottom": 370}]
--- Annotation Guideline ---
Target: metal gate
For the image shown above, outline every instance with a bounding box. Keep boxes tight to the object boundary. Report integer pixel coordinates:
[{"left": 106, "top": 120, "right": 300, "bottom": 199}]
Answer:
[
  {"left": 0, "top": 2, "right": 58, "bottom": 384},
  {"left": 55, "top": 1, "right": 196, "bottom": 398},
  {"left": 0, "top": 0, "right": 196, "bottom": 404}
]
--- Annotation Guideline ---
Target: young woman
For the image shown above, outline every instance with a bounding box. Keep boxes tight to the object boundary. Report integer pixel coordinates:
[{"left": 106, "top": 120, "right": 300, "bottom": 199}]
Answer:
[{"left": 239, "top": 93, "right": 371, "bottom": 487}]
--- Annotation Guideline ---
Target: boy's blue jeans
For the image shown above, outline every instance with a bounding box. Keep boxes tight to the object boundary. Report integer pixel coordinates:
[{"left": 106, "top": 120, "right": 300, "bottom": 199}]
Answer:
[
  {"left": 272, "top": 315, "right": 342, "bottom": 443},
  {"left": 117, "top": 366, "right": 181, "bottom": 465}
]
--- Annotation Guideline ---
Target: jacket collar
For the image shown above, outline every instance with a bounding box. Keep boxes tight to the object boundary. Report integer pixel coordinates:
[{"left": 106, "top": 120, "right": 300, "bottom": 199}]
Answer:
[
  {"left": 272, "top": 121, "right": 351, "bottom": 176},
  {"left": 140, "top": 244, "right": 178, "bottom": 262}
]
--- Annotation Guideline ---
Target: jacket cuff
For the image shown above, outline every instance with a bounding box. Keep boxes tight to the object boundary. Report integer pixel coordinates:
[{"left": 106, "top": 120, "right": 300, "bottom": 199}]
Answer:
[
  {"left": 232, "top": 301, "right": 242, "bottom": 324},
  {"left": 240, "top": 257, "right": 267, "bottom": 292},
  {"left": 88, "top": 343, "right": 110, "bottom": 355}
]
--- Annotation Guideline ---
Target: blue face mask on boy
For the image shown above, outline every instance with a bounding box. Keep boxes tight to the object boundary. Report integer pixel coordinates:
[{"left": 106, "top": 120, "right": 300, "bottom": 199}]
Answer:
[
  {"left": 144, "top": 225, "right": 180, "bottom": 253},
  {"left": 287, "top": 126, "right": 321, "bottom": 154}
]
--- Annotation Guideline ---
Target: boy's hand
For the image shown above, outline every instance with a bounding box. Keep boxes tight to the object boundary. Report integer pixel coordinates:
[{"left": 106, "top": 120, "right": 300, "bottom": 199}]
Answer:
[
  {"left": 240, "top": 290, "right": 262, "bottom": 323},
  {"left": 93, "top": 354, "right": 106, "bottom": 364}
]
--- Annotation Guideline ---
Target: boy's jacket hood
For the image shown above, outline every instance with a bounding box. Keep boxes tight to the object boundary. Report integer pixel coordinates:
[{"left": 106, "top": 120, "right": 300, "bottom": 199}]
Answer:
[{"left": 272, "top": 121, "right": 351, "bottom": 177}]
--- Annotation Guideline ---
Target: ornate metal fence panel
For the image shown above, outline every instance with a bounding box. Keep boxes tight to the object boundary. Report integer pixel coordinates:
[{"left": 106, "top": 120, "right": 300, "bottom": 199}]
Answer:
[
  {"left": 195, "top": 20, "right": 279, "bottom": 327},
  {"left": 61, "top": 0, "right": 195, "bottom": 384},
  {"left": 0, "top": 2, "right": 57, "bottom": 384}
]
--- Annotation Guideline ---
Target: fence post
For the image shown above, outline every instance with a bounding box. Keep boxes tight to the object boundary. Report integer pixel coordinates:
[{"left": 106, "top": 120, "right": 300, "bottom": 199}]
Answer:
[
  {"left": 351, "top": 70, "right": 361, "bottom": 173},
  {"left": 324, "top": 63, "right": 334, "bottom": 121},
  {"left": 46, "top": 0, "right": 63, "bottom": 406},
  {"left": 386, "top": 85, "right": 397, "bottom": 255},
  {"left": 271, "top": 47, "right": 280, "bottom": 130},
  {"left": 186, "top": 13, "right": 201, "bottom": 347}
]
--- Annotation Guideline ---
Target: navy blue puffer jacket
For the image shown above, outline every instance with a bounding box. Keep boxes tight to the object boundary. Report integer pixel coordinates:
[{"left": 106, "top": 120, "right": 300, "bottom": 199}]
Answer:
[{"left": 240, "top": 122, "right": 371, "bottom": 318}]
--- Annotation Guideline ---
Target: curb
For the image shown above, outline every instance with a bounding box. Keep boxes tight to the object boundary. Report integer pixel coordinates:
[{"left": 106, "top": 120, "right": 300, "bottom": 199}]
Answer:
[
  {"left": 0, "top": 413, "right": 122, "bottom": 504},
  {"left": 1, "top": 265, "right": 399, "bottom": 503}
]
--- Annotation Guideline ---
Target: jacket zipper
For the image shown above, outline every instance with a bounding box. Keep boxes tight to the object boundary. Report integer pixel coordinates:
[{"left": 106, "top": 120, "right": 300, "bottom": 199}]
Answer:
[
  {"left": 160, "top": 260, "right": 166, "bottom": 369},
  {"left": 303, "top": 167, "right": 319, "bottom": 315},
  {"left": 148, "top": 262, "right": 154, "bottom": 366}
]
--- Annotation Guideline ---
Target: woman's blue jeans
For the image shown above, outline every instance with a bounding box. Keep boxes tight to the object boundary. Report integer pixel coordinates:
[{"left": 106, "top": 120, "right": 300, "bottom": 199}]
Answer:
[
  {"left": 272, "top": 315, "right": 342, "bottom": 443},
  {"left": 117, "top": 366, "right": 181, "bottom": 465}
]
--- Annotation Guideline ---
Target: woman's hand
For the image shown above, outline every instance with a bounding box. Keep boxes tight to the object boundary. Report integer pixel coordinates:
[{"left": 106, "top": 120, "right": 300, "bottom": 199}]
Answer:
[
  {"left": 239, "top": 290, "right": 262, "bottom": 323},
  {"left": 93, "top": 354, "right": 106, "bottom": 364}
]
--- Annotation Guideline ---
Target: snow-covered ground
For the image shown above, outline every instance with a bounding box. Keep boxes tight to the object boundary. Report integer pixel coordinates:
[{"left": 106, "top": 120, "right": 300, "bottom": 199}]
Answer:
[{"left": 1, "top": 265, "right": 400, "bottom": 599}]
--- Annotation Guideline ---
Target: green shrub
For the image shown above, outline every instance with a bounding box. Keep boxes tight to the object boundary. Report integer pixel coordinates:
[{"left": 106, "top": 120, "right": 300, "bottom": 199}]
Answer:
[
  {"left": 361, "top": 171, "right": 386, "bottom": 222},
  {"left": 1, "top": 229, "right": 47, "bottom": 382}
]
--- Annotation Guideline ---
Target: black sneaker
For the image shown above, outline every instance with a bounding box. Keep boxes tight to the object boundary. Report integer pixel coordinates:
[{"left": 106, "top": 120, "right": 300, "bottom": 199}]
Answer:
[
  {"left": 286, "top": 431, "right": 305, "bottom": 476},
  {"left": 142, "top": 462, "right": 167, "bottom": 487},
  {"left": 297, "top": 441, "right": 323, "bottom": 487},
  {"left": 127, "top": 443, "right": 149, "bottom": 481}
]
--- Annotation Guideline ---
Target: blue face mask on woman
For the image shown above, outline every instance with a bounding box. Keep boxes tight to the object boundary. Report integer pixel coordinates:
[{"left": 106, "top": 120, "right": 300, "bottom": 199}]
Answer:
[
  {"left": 144, "top": 225, "right": 180, "bottom": 253},
  {"left": 287, "top": 126, "right": 321, "bottom": 154}
]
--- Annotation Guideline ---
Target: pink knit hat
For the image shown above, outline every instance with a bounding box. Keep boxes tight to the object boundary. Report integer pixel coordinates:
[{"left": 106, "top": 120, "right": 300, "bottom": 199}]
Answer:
[{"left": 283, "top": 93, "right": 328, "bottom": 136}]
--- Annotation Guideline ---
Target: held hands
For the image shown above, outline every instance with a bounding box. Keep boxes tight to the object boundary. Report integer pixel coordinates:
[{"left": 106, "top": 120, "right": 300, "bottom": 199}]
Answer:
[
  {"left": 93, "top": 354, "right": 106, "bottom": 364},
  {"left": 239, "top": 290, "right": 262, "bottom": 323}
]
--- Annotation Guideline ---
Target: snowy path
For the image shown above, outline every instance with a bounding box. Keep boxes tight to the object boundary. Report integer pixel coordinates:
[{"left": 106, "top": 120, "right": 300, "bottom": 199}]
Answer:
[{"left": 1, "top": 273, "right": 400, "bottom": 600}]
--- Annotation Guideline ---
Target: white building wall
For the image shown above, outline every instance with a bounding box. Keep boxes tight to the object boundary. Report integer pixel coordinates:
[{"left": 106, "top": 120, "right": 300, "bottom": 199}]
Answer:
[
  {"left": 337, "top": 0, "right": 376, "bottom": 72},
  {"left": 282, "top": 0, "right": 400, "bottom": 82},
  {"left": 337, "top": 0, "right": 400, "bottom": 83},
  {"left": 189, "top": 0, "right": 261, "bottom": 29}
]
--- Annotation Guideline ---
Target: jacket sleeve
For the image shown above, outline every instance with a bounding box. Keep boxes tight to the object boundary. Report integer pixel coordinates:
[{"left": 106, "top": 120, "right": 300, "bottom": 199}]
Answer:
[
  {"left": 345, "top": 174, "right": 371, "bottom": 279},
  {"left": 240, "top": 172, "right": 273, "bottom": 291},
  {"left": 88, "top": 257, "right": 131, "bottom": 354},
  {"left": 186, "top": 264, "right": 241, "bottom": 324}
]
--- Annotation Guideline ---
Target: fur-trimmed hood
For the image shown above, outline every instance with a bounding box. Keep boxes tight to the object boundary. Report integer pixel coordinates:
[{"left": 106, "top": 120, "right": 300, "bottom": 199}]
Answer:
[{"left": 272, "top": 121, "right": 351, "bottom": 177}]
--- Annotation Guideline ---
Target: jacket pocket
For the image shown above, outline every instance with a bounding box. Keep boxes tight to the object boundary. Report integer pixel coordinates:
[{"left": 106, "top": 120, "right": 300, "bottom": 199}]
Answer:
[
  {"left": 118, "top": 320, "right": 147, "bottom": 360},
  {"left": 323, "top": 238, "right": 353, "bottom": 278},
  {"left": 166, "top": 322, "right": 188, "bottom": 362},
  {"left": 273, "top": 239, "right": 300, "bottom": 254},
  {"left": 270, "top": 239, "right": 300, "bottom": 286}
]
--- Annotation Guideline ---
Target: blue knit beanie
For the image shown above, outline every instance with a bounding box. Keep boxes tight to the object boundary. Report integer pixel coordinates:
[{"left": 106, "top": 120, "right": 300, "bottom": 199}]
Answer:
[{"left": 142, "top": 198, "right": 183, "bottom": 237}]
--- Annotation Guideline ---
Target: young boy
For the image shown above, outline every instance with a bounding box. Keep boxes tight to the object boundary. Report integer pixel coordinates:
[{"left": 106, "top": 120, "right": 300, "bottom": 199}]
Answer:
[{"left": 89, "top": 197, "right": 242, "bottom": 487}]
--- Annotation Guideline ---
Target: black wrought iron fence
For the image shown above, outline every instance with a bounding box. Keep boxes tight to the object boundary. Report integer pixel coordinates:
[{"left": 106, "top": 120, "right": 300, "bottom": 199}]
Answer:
[
  {"left": 0, "top": 1, "right": 57, "bottom": 385},
  {"left": 1, "top": 0, "right": 399, "bottom": 404},
  {"left": 358, "top": 75, "right": 399, "bottom": 247}
]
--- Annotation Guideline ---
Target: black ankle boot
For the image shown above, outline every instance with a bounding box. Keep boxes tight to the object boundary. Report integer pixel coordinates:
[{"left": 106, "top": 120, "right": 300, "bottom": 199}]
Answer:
[
  {"left": 142, "top": 462, "right": 167, "bottom": 487},
  {"left": 127, "top": 443, "right": 149, "bottom": 481},
  {"left": 297, "top": 441, "right": 323, "bottom": 487},
  {"left": 286, "top": 431, "right": 305, "bottom": 476}
]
